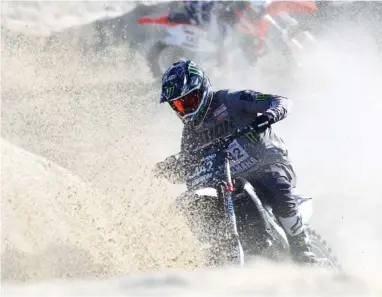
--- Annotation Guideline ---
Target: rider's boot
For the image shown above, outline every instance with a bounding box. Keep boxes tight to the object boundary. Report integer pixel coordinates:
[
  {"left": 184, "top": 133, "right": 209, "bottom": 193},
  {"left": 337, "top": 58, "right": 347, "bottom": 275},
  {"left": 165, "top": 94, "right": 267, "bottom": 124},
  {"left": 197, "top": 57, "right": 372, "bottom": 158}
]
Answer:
[{"left": 278, "top": 213, "right": 317, "bottom": 264}]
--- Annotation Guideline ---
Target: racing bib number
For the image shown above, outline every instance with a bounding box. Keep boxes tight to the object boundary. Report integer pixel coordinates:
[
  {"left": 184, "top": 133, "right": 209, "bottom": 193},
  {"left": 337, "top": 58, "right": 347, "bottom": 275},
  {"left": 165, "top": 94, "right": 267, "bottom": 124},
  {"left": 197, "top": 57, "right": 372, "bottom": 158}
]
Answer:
[
  {"left": 188, "top": 153, "right": 217, "bottom": 188},
  {"left": 189, "top": 153, "right": 216, "bottom": 179},
  {"left": 192, "top": 160, "right": 213, "bottom": 177},
  {"left": 227, "top": 140, "right": 249, "bottom": 167}
]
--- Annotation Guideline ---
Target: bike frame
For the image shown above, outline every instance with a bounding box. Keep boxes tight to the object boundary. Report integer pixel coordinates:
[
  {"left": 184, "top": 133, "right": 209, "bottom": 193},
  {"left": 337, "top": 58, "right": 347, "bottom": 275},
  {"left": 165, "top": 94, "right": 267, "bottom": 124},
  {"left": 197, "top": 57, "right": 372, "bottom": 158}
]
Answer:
[
  {"left": 188, "top": 143, "right": 245, "bottom": 266},
  {"left": 231, "top": 1, "right": 317, "bottom": 36},
  {"left": 230, "top": 1, "right": 318, "bottom": 52}
]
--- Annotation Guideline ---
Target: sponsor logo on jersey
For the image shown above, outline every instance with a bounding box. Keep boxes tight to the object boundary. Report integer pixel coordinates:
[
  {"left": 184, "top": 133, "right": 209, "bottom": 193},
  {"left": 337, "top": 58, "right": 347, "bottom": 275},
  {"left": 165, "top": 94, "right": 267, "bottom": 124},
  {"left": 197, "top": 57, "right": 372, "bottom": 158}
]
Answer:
[{"left": 213, "top": 104, "right": 227, "bottom": 117}]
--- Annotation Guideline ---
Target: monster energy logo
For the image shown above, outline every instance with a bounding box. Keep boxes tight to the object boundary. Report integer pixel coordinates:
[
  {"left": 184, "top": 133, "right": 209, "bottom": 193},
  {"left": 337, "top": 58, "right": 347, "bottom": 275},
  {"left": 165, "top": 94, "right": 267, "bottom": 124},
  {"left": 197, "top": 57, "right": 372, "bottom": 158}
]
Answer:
[
  {"left": 165, "top": 86, "right": 175, "bottom": 98},
  {"left": 255, "top": 94, "right": 271, "bottom": 102},
  {"left": 188, "top": 62, "right": 203, "bottom": 76}
]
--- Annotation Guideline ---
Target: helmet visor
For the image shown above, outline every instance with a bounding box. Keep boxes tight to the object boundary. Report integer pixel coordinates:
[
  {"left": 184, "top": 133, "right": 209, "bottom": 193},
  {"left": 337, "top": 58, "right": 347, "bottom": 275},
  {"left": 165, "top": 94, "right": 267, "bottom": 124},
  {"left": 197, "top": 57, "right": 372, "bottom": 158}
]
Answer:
[{"left": 169, "top": 89, "right": 203, "bottom": 116}]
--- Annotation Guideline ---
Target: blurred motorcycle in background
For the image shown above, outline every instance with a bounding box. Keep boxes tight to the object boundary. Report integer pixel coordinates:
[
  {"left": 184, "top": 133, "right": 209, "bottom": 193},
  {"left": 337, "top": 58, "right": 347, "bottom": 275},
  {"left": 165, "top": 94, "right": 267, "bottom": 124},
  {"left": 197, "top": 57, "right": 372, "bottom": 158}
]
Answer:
[{"left": 137, "top": 1, "right": 320, "bottom": 78}]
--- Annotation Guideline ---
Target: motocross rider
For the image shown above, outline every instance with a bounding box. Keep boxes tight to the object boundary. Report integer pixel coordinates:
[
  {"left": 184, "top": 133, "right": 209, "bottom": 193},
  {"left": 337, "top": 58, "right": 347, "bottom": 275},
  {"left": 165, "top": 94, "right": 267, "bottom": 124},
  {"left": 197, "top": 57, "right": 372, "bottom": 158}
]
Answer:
[
  {"left": 155, "top": 59, "right": 317, "bottom": 264},
  {"left": 167, "top": 1, "right": 230, "bottom": 65},
  {"left": 168, "top": 1, "right": 270, "bottom": 64},
  {"left": 169, "top": 1, "right": 222, "bottom": 27}
]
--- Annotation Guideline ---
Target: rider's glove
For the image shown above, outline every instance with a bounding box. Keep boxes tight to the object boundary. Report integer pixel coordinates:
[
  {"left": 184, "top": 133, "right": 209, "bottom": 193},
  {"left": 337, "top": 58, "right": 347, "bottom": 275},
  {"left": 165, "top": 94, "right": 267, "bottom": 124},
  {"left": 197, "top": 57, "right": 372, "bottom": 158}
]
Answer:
[{"left": 251, "top": 113, "right": 275, "bottom": 133}]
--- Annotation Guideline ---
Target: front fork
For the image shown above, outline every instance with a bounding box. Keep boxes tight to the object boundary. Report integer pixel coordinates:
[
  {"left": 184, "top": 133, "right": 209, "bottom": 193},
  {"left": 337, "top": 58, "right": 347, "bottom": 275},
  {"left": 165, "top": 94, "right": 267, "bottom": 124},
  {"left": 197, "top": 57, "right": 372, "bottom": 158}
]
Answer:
[
  {"left": 264, "top": 13, "right": 317, "bottom": 51},
  {"left": 219, "top": 156, "right": 244, "bottom": 267}
]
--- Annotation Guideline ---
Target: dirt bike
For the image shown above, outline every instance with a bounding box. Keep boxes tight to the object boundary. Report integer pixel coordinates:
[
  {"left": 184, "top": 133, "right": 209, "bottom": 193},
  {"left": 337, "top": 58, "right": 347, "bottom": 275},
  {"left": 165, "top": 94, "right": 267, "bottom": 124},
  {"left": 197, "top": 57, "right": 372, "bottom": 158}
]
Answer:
[
  {"left": 137, "top": 1, "right": 319, "bottom": 78},
  {"left": 229, "top": 1, "right": 319, "bottom": 70},
  {"left": 137, "top": 13, "right": 233, "bottom": 78},
  {"left": 154, "top": 123, "right": 340, "bottom": 270}
]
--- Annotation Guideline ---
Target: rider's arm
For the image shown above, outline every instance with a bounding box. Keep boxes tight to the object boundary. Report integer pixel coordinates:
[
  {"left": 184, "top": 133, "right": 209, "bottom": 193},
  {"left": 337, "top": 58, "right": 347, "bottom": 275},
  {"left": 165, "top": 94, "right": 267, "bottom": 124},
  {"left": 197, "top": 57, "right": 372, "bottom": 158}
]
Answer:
[{"left": 225, "top": 90, "right": 293, "bottom": 123}]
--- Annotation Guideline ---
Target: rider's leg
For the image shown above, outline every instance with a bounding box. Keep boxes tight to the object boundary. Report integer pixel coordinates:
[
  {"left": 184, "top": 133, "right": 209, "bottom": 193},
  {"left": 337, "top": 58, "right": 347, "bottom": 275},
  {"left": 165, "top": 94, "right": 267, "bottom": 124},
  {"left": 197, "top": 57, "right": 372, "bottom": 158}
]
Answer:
[
  {"left": 251, "top": 163, "right": 317, "bottom": 263},
  {"left": 168, "top": 11, "right": 193, "bottom": 24}
]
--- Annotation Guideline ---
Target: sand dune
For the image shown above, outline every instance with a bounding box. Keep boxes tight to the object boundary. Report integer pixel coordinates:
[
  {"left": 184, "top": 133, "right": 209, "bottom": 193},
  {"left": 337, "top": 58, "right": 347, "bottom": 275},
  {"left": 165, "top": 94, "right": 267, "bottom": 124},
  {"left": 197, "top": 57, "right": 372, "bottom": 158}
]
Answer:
[{"left": 2, "top": 1, "right": 382, "bottom": 296}]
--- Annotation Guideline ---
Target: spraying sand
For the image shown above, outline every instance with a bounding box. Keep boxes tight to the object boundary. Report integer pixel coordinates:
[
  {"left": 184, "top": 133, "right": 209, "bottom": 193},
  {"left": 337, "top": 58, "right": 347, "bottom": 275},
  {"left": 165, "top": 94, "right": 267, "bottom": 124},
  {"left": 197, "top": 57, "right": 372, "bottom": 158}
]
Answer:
[{"left": 1, "top": 1, "right": 382, "bottom": 295}]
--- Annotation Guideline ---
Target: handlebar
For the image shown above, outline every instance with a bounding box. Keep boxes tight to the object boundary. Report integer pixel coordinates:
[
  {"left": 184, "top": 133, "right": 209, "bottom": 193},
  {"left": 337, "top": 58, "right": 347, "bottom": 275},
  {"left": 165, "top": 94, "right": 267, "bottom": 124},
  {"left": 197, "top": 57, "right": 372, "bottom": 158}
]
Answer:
[
  {"left": 159, "top": 121, "right": 268, "bottom": 169},
  {"left": 191, "top": 121, "right": 266, "bottom": 154}
]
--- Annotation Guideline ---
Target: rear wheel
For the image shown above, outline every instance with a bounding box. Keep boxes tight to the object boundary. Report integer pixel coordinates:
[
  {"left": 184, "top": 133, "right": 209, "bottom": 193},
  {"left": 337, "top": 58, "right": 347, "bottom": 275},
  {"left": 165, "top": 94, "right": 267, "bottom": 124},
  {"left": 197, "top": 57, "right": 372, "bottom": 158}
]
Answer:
[{"left": 307, "top": 227, "right": 341, "bottom": 271}]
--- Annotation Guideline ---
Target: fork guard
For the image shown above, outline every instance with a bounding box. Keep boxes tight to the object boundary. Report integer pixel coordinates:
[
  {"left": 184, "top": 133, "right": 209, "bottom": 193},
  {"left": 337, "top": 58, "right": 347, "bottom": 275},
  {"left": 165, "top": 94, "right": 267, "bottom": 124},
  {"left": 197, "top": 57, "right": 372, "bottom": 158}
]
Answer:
[{"left": 234, "top": 177, "right": 272, "bottom": 234}]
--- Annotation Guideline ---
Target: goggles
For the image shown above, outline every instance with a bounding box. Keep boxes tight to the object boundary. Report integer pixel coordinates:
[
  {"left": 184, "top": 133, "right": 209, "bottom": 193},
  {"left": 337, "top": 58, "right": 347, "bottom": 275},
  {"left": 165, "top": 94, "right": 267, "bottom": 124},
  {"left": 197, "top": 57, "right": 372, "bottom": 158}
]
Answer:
[{"left": 169, "top": 89, "right": 203, "bottom": 116}]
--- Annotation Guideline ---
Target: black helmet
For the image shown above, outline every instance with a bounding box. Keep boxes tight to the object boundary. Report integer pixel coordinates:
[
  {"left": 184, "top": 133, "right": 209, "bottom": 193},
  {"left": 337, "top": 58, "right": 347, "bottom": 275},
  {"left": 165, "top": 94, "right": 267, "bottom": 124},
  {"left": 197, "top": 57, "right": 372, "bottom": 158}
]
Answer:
[{"left": 160, "top": 60, "right": 213, "bottom": 128}]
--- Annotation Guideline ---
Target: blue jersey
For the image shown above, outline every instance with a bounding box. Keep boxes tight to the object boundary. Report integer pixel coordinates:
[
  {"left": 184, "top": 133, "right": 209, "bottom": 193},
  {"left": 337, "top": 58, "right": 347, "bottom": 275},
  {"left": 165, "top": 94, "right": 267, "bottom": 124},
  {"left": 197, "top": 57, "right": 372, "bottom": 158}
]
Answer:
[{"left": 180, "top": 89, "right": 292, "bottom": 178}]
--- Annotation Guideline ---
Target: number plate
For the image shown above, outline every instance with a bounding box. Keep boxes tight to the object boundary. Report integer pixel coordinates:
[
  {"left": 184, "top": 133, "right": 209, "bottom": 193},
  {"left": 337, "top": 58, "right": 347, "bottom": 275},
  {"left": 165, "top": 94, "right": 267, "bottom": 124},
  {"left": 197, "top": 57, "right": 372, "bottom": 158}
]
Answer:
[
  {"left": 226, "top": 140, "right": 249, "bottom": 167},
  {"left": 187, "top": 153, "right": 219, "bottom": 189}
]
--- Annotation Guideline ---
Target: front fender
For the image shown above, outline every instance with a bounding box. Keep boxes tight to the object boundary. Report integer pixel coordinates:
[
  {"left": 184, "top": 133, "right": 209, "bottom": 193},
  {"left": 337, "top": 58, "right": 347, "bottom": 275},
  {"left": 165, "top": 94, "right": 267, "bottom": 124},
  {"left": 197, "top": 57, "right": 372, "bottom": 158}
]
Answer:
[
  {"left": 195, "top": 187, "right": 218, "bottom": 198},
  {"left": 175, "top": 187, "right": 218, "bottom": 213}
]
